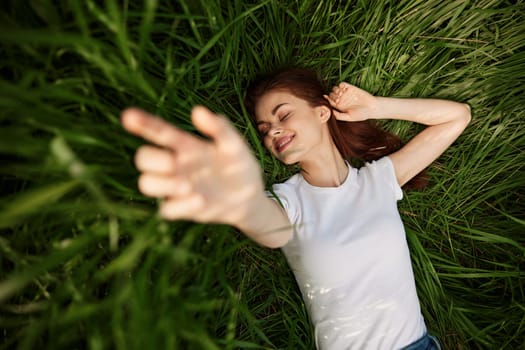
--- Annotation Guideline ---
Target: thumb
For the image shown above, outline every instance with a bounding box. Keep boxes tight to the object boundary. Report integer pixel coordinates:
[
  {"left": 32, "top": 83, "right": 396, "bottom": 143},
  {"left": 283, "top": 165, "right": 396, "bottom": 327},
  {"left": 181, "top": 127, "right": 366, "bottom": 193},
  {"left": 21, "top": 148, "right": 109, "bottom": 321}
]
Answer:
[
  {"left": 191, "top": 106, "right": 243, "bottom": 149},
  {"left": 332, "top": 109, "right": 350, "bottom": 121},
  {"left": 323, "top": 94, "right": 337, "bottom": 107}
]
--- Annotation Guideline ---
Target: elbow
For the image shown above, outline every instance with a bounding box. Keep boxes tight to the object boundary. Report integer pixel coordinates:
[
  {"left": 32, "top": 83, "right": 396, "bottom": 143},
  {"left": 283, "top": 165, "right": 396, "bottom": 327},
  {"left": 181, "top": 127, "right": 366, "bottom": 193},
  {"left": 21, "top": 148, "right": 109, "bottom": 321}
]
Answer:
[
  {"left": 461, "top": 103, "right": 472, "bottom": 126},
  {"left": 259, "top": 228, "right": 292, "bottom": 249}
]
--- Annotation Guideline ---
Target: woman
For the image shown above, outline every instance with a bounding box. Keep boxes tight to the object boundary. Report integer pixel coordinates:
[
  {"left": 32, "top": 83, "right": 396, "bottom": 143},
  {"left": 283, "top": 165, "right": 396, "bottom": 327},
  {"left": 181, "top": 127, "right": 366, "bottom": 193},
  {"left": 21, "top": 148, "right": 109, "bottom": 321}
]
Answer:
[{"left": 121, "top": 68, "right": 470, "bottom": 349}]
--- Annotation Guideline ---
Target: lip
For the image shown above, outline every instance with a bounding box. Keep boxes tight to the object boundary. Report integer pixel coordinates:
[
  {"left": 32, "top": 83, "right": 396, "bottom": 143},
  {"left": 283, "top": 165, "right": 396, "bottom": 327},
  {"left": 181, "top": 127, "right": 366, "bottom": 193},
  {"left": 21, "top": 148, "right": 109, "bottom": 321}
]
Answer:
[{"left": 274, "top": 135, "right": 294, "bottom": 153}]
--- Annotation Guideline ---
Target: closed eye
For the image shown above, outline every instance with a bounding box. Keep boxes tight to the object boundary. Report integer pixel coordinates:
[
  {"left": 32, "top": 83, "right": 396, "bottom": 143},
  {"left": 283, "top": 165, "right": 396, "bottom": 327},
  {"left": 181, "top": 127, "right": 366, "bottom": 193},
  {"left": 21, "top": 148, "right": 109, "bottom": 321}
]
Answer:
[
  {"left": 280, "top": 112, "right": 291, "bottom": 121},
  {"left": 257, "top": 112, "right": 291, "bottom": 136},
  {"left": 258, "top": 125, "right": 270, "bottom": 136}
]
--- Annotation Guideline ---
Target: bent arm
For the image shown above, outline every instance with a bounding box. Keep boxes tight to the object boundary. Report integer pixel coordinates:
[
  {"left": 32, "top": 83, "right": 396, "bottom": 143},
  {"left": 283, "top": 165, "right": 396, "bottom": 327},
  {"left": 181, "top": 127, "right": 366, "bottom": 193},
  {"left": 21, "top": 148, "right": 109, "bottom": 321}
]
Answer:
[
  {"left": 372, "top": 97, "right": 471, "bottom": 186},
  {"left": 327, "top": 83, "right": 471, "bottom": 187}
]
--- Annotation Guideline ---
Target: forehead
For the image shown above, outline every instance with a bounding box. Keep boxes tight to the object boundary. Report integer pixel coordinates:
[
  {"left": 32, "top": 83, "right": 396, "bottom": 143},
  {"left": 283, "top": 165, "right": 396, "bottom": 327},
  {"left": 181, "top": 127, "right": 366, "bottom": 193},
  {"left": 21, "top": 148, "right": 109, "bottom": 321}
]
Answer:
[{"left": 254, "top": 90, "right": 304, "bottom": 121}]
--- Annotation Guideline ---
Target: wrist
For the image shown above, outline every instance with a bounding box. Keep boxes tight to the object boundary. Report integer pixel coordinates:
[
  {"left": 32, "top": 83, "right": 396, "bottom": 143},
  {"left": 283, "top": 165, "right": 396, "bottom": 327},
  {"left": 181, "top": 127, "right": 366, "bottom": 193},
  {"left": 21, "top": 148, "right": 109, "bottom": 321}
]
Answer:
[{"left": 369, "top": 96, "right": 389, "bottom": 120}]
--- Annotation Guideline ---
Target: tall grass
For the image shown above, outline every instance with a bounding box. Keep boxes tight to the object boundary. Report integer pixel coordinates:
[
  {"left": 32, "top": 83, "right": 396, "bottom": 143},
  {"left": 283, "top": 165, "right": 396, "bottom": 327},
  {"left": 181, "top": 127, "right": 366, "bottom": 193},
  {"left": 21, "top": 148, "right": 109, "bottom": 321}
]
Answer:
[{"left": 0, "top": 0, "right": 523, "bottom": 349}]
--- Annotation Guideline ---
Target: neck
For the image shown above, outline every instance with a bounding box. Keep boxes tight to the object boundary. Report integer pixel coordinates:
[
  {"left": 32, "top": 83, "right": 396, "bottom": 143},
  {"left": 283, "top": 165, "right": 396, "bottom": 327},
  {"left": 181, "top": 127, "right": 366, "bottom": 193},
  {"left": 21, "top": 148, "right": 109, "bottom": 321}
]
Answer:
[{"left": 299, "top": 141, "right": 348, "bottom": 187}]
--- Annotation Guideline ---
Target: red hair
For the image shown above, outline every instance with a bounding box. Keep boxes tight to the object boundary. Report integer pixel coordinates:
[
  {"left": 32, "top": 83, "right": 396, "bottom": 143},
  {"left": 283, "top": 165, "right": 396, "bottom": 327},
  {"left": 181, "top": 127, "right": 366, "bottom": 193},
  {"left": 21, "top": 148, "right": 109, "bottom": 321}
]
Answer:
[{"left": 245, "top": 68, "right": 428, "bottom": 190}]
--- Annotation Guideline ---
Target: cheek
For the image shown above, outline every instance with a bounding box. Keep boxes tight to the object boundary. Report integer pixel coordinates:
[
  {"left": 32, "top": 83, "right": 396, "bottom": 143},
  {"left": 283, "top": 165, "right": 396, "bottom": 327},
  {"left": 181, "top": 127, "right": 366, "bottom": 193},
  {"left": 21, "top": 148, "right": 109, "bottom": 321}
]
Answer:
[{"left": 263, "top": 137, "right": 273, "bottom": 151}]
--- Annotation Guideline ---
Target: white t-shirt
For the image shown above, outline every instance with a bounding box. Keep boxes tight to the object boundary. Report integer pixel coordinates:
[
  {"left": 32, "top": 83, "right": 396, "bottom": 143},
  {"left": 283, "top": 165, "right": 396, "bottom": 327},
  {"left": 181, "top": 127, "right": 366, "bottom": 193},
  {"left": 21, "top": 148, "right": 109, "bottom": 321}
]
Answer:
[{"left": 269, "top": 157, "right": 426, "bottom": 350}]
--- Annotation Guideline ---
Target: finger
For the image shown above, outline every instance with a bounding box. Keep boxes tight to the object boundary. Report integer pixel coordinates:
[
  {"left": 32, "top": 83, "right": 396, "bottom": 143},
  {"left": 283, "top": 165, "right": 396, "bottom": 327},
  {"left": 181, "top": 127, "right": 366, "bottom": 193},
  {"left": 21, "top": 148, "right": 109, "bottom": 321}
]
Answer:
[
  {"left": 323, "top": 94, "right": 337, "bottom": 107},
  {"left": 332, "top": 110, "right": 350, "bottom": 120},
  {"left": 135, "top": 145, "right": 176, "bottom": 173},
  {"left": 329, "top": 91, "right": 340, "bottom": 103},
  {"left": 138, "top": 174, "right": 191, "bottom": 197},
  {"left": 190, "top": 106, "right": 243, "bottom": 152},
  {"left": 121, "top": 108, "right": 194, "bottom": 150},
  {"left": 159, "top": 194, "right": 204, "bottom": 220}
]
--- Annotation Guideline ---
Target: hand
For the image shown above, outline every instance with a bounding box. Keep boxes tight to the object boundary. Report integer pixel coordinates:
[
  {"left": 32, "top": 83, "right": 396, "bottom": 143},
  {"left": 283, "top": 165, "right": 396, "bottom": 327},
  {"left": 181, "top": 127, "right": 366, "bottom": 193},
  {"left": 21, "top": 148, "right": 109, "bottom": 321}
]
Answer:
[
  {"left": 324, "top": 82, "right": 379, "bottom": 122},
  {"left": 121, "top": 106, "right": 264, "bottom": 226}
]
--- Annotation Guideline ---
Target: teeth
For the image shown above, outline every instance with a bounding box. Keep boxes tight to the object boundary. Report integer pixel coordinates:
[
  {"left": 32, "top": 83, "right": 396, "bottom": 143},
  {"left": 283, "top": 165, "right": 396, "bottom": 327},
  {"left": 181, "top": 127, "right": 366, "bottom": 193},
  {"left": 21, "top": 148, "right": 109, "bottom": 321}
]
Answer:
[{"left": 277, "top": 136, "right": 292, "bottom": 151}]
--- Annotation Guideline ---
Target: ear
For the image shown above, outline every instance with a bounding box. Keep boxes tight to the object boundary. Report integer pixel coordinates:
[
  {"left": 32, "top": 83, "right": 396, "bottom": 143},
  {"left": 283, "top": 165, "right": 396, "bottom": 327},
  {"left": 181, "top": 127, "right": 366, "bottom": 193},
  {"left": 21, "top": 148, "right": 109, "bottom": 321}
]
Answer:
[{"left": 316, "top": 105, "right": 331, "bottom": 123}]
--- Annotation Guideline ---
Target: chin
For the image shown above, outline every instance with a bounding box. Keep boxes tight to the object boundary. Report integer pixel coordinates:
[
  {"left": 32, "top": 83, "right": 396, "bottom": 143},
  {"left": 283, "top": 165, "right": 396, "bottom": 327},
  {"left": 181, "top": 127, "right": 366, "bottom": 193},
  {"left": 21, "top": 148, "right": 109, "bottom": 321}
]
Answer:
[
  {"left": 280, "top": 160, "right": 295, "bottom": 165},
  {"left": 277, "top": 154, "right": 300, "bottom": 165}
]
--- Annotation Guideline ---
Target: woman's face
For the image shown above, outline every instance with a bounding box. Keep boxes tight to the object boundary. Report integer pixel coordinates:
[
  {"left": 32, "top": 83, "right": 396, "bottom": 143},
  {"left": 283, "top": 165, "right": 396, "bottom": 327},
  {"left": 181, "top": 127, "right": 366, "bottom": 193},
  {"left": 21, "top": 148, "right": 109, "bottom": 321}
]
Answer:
[{"left": 254, "top": 90, "right": 331, "bottom": 165}]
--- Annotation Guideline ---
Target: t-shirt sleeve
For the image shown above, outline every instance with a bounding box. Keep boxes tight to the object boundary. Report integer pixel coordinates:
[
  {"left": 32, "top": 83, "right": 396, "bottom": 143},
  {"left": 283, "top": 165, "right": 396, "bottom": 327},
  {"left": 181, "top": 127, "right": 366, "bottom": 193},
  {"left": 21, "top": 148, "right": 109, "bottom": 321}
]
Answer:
[
  {"left": 362, "top": 156, "right": 403, "bottom": 201},
  {"left": 265, "top": 182, "right": 299, "bottom": 224}
]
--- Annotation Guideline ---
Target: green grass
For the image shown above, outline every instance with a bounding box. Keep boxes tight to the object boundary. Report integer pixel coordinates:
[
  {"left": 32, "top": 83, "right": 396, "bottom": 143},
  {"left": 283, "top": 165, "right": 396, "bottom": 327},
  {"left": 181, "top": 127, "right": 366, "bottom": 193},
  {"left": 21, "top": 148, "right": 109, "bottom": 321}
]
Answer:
[{"left": 0, "top": 0, "right": 524, "bottom": 349}]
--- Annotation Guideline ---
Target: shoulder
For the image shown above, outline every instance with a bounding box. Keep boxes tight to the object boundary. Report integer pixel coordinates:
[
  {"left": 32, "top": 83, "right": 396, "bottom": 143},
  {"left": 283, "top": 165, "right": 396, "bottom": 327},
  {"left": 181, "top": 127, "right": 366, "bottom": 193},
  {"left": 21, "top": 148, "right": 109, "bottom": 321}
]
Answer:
[
  {"left": 358, "top": 156, "right": 395, "bottom": 175},
  {"left": 357, "top": 156, "right": 403, "bottom": 200},
  {"left": 267, "top": 173, "right": 302, "bottom": 223},
  {"left": 269, "top": 173, "right": 301, "bottom": 199}
]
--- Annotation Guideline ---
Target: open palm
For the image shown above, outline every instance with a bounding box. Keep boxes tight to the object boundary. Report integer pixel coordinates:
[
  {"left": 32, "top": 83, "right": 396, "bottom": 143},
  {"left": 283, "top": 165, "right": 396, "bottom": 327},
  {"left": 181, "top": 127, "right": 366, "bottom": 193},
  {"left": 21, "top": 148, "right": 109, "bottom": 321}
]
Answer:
[{"left": 121, "top": 107, "right": 264, "bottom": 226}]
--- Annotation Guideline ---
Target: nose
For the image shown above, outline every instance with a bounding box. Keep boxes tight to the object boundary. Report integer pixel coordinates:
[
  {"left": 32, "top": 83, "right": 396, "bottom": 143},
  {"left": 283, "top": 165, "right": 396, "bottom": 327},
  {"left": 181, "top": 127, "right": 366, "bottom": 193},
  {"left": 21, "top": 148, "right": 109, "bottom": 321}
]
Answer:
[{"left": 268, "top": 124, "right": 283, "bottom": 137}]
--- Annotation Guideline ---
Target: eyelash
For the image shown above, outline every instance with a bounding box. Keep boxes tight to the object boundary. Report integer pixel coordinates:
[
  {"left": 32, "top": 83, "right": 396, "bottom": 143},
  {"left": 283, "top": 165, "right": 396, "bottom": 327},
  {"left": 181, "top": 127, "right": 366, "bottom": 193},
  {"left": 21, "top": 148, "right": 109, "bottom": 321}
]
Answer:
[
  {"left": 280, "top": 112, "right": 291, "bottom": 121},
  {"left": 260, "top": 113, "right": 291, "bottom": 136}
]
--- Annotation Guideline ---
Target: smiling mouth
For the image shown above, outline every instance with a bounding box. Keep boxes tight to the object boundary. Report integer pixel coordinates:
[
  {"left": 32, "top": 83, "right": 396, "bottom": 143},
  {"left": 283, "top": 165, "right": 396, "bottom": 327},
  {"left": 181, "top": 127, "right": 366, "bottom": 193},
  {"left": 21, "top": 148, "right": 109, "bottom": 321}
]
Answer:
[{"left": 275, "top": 135, "right": 294, "bottom": 153}]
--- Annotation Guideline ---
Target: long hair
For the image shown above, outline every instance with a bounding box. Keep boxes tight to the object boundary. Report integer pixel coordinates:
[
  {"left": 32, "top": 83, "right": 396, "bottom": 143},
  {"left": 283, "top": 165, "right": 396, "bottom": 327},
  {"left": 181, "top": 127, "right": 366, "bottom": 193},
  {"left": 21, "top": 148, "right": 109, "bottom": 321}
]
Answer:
[{"left": 244, "top": 67, "right": 428, "bottom": 190}]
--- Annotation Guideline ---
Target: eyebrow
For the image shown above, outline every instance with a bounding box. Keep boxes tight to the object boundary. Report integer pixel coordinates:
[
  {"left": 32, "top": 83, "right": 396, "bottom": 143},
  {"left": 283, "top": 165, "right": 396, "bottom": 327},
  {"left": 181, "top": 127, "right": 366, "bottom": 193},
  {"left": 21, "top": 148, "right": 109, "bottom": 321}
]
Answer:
[
  {"left": 272, "top": 103, "right": 288, "bottom": 115},
  {"left": 256, "top": 103, "right": 289, "bottom": 125}
]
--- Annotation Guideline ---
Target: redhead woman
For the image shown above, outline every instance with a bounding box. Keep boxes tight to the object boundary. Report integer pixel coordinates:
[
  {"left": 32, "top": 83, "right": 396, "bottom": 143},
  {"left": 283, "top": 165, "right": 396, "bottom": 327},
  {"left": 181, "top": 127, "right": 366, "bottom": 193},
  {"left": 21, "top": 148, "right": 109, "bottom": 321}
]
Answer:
[{"left": 121, "top": 68, "right": 470, "bottom": 349}]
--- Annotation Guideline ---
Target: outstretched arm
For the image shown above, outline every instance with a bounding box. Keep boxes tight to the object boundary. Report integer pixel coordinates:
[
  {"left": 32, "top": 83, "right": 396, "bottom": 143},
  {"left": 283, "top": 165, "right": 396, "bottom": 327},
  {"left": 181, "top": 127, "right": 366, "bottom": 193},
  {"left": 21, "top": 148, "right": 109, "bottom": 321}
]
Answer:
[
  {"left": 121, "top": 107, "right": 292, "bottom": 248},
  {"left": 326, "top": 83, "right": 471, "bottom": 186}
]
